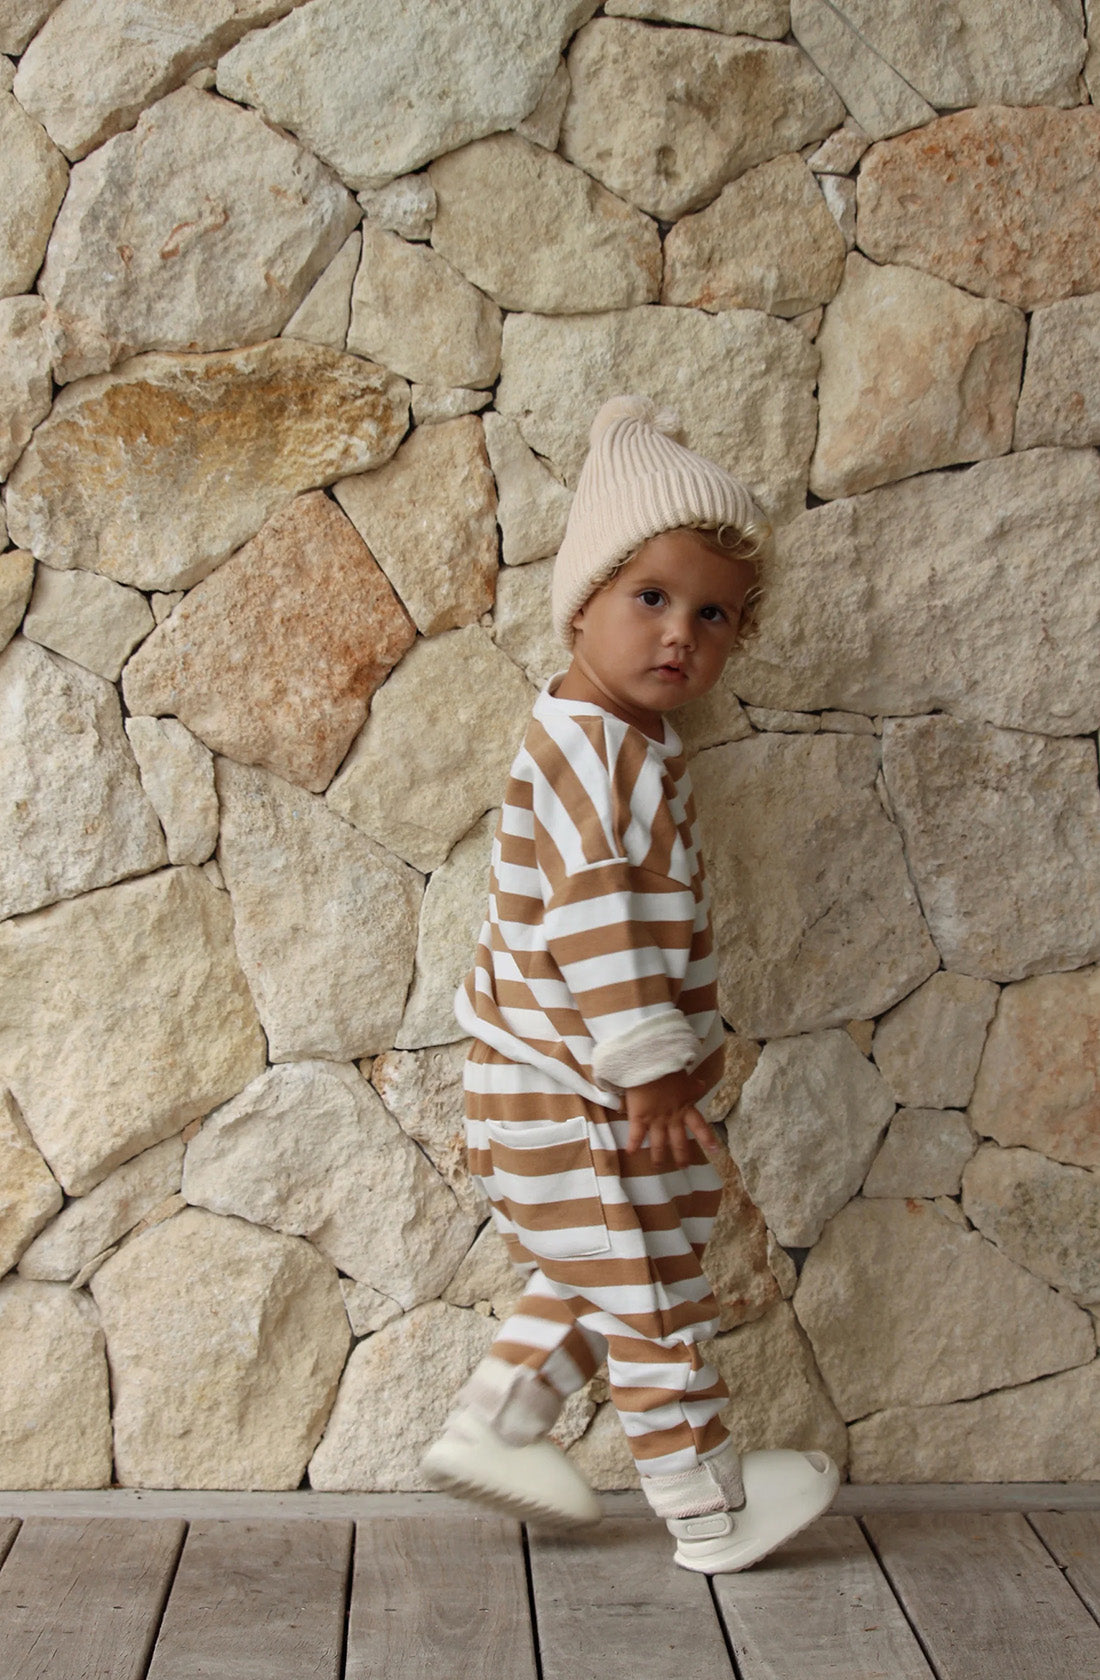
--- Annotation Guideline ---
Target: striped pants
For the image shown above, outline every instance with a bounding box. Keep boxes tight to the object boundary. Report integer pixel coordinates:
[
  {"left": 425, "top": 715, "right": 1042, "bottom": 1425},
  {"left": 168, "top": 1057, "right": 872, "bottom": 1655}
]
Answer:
[{"left": 464, "top": 1042, "right": 731, "bottom": 1477}]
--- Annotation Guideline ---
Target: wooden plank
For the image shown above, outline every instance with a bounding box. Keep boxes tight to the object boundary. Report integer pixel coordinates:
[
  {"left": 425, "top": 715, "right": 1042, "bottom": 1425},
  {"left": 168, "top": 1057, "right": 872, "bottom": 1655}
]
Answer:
[
  {"left": 529, "top": 1515, "right": 732, "bottom": 1680},
  {"left": 833, "top": 1484, "right": 1100, "bottom": 1515},
  {"left": 712, "top": 1514, "right": 933, "bottom": 1680},
  {"left": 0, "top": 1516, "right": 184, "bottom": 1680},
  {"left": 4, "top": 1484, "right": 1100, "bottom": 1521},
  {"left": 865, "top": 1511, "right": 1100, "bottom": 1680},
  {"left": 146, "top": 1518, "right": 351, "bottom": 1680},
  {"left": 1030, "top": 1511, "right": 1100, "bottom": 1625},
  {"left": 0, "top": 1517, "right": 19, "bottom": 1569},
  {"left": 345, "top": 1513, "right": 537, "bottom": 1680},
  {"left": 0, "top": 1489, "right": 540, "bottom": 1521}
]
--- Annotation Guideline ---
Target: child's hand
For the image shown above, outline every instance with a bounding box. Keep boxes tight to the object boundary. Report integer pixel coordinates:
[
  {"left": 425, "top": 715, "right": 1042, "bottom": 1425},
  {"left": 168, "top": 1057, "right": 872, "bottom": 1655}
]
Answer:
[{"left": 623, "top": 1068, "right": 720, "bottom": 1167}]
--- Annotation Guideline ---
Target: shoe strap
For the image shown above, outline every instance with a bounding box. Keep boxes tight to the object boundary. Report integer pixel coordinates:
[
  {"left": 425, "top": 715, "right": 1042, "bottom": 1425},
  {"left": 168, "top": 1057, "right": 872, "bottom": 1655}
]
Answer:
[{"left": 668, "top": 1511, "right": 736, "bottom": 1540}]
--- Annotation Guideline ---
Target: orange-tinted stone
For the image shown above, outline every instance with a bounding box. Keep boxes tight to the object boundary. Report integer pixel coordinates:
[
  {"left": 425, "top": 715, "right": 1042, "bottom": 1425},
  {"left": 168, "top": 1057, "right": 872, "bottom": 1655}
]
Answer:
[
  {"left": 859, "top": 107, "right": 1100, "bottom": 311},
  {"left": 123, "top": 491, "right": 416, "bottom": 793}
]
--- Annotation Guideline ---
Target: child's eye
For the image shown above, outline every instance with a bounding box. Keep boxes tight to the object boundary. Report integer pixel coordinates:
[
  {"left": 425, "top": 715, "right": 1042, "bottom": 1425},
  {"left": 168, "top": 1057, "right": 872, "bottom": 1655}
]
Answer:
[
  {"left": 638, "top": 589, "right": 665, "bottom": 607},
  {"left": 699, "top": 604, "right": 727, "bottom": 623}
]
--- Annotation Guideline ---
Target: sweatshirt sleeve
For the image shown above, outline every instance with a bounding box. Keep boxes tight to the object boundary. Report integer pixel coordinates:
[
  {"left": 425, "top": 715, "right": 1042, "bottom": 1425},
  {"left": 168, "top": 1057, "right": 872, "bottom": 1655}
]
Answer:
[{"left": 531, "top": 714, "right": 705, "bottom": 1089}]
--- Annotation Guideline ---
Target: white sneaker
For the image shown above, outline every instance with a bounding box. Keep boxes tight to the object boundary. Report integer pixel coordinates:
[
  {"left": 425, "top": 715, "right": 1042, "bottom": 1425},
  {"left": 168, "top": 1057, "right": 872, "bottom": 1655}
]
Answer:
[
  {"left": 669, "top": 1449, "right": 839, "bottom": 1573},
  {"left": 421, "top": 1412, "right": 603, "bottom": 1528}
]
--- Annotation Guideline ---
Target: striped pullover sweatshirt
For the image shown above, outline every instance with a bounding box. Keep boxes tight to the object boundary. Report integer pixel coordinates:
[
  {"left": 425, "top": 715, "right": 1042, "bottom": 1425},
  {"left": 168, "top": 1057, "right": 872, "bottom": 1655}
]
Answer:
[{"left": 455, "top": 684, "right": 725, "bottom": 1111}]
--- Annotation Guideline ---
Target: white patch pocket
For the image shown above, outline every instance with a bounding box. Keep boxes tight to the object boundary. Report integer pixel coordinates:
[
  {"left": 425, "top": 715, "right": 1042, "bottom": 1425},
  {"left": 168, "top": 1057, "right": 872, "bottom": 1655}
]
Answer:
[{"left": 483, "top": 1114, "right": 612, "bottom": 1261}]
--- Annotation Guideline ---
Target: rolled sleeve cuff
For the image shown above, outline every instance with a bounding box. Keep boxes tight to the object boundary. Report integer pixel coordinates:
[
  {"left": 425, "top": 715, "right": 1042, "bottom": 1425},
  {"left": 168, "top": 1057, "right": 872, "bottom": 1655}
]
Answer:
[{"left": 591, "top": 1012, "right": 700, "bottom": 1089}]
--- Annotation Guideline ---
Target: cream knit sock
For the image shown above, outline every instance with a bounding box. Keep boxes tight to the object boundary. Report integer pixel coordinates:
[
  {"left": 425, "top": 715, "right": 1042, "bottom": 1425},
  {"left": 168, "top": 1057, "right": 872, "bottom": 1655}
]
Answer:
[
  {"left": 452, "top": 1355, "right": 564, "bottom": 1447},
  {"left": 639, "top": 1442, "right": 746, "bottom": 1519}
]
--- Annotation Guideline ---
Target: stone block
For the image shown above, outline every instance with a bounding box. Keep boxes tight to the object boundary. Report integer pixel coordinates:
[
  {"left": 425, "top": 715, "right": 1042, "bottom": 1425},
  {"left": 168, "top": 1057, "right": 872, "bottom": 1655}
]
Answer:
[
  {"left": 0, "top": 89, "right": 67, "bottom": 298},
  {"left": 496, "top": 305, "right": 819, "bottom": 524},
  {"left": 790, "top": 0, "right": 935, "bottom": 140},
  {"left": 1014, "top": 294, "right": 1100, "bottom": 450},
  {"left": 0, "top": 866, "right": 266, "bottom": 1195},
  {"left": 281, "top": 230, "right": 361, "bottom": 352},
  {"left": 183, "top": 1061, "right": 476, "bottom": 1309},
  {"left": 0, "top": 1087, "right": 61, "bottom": 1276},
  {"left": 0, "top": 2, "right": 61, "bottom": 55},
  {"left": 358, "top": 175, "right": 436, "bottom": 241},
  {"left": 0, "top": 551, "right": 34, "bottom": 652},
  {"left": 806, "top": 119, "right": 869, "bottom": 175},
  {"left": 858, "top": 108, "right": 1100, "bottom": 311},
  {"left": 398, "top": 810, "right": 497, "bottom": 1049},
  {"left": 962, "top": 1142, "right": 1100, "bottom": 1302},
  {"left": 308, "top": 1301, "right": 496, "bottom": 1489},
  {"left": 0, "top": 1279, "right": 111, "bottom": 1488},
  {"left": 0, "top": 638, "right": 166, "bottom": 921},
  {"left": 216, "top": 0, "right": 599, "bottom": 189},
  {"left": 692, "top": 733, "right": 937, "bottom": 1038},
  {"left": 825, "top": 0, "right": 1085, "bottom": 109},
  {"left": 124, "top": 717, "right": 218, "bottom": 867},
  {"left": 849, "top": 1360, "right": 1100, "bottom": 1483},
  {"left": 6, "top": 338, "right": 410, "bottom": 593},
  {"left": 92, "top": 1207, "right": 350, "bottom": 1488},
  {"left": 371, "top": 1041, "right": 483, "bottom": 1220},
  {"left": 724, "top": 449, "right": 1100, "bottom": 735},
  {"left": 216, "top": 760, "right": 422, "bottom": 1062},
  {"left": 326, "top": 626, "right": 534, "bottom": 873},
  {"left": 663, "top": 153, "right": 845, "bottom": 319},
  {"left": 429, "top": 132, "right": 660, "bottom": 313},
  {"left": 491, "top": 557, "right": 558, "bottom": 688},
  {"left": 794, "top": 1197, "right": 1094, "bottom": 1418},
  {"left": 348, "top": 224, "right": 502, "bottom": 390},
  {"left": 560, "top": 19, "right": 843, "bottom": 220},
  {"left": 872, "top": 971, "right": 999, "bottom": 1109},
  {"left": 482, "top": 412, "right": 572, "bottom": 570},
  {"left": 705, "top": 1150, "right": 783, "bottom": 1331},
  {"left": 39, "top": 87, "right": 358, "bottom": 384},
  {"left": 443, "top": 1222, "right": 524, "bottom": 1320},
  {"left": 862, "top": 1109, "right": 976, "bottom": 1200},
  {"left": 811, "top": 253, "right": 1025, "bottom": 499},
  {"left": 968, "top": 969, "right": 1100, "bottom": 1169},
  {"left": 13, "top": 0, "right": 302, "bottom": 159},
  {"left": 124, "top": 492, "right": 415, "bottom": 792},
  {"left": 705, "top": 1302, "right": 849, "bottom": 1468},
  {"left": 24, "top": 565, "right": 153, "bottom": 680},
  {"left": 334, "top": 417, "right": 498, "bottom": 636},
  {"left": 410, "top": 386, "right": 491, "bottom": 426},
  {"left": 340, "top": 1280, "right": 402, "bottom": 1339},
  {"left": 18, "top": 1135, "right": 182, "bottom": 1283},
  {"left": 729, "top": 1029, "right": 895, "bottom": 1246},
  {"left": 513, "top": 57, "right": 571, "bottom": 150},
  {"left": 882, "top": 717, "right": 1100, "bottom": 981},
  {"left": 0, "top": 295, "right": 51, "bottom": 479}
]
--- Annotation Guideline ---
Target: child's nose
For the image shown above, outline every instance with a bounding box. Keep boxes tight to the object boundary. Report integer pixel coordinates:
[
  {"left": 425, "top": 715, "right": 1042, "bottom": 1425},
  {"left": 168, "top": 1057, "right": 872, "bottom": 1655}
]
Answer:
[{"left": 664, "top": 613, "right": 695, "bottom": 648}]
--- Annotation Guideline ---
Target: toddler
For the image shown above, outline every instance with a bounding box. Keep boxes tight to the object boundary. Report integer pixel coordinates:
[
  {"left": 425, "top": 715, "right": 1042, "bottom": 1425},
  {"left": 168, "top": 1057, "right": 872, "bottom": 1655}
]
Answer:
[{"left": 423, "top": 396, "right": 838, "bottom": 1573}]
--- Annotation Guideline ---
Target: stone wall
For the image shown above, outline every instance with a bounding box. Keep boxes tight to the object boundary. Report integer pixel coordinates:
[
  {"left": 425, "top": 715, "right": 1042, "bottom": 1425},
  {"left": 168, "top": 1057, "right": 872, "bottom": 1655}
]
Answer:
[{"left": 1, "top": 0, "right": 1098, "bottom": 1491}]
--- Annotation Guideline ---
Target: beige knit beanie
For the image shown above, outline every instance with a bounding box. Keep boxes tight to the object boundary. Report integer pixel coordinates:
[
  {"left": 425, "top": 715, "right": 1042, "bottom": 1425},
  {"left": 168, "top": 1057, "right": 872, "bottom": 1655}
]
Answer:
[{"left": 551, "top": 394, "right": 768, "bottom": 648}]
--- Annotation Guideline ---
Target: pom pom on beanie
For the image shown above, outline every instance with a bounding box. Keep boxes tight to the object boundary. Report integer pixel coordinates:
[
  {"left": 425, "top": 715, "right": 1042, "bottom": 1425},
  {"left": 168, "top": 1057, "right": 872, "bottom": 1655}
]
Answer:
[{"left": 551, "top": 393, "right": 768, "bottom": 648}]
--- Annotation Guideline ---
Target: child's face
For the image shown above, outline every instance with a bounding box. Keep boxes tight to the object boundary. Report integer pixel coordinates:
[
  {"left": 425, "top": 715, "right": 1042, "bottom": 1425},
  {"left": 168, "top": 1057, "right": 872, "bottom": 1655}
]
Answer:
[{"left": 565, "top": 529, "right": 756, "bottom": 738}]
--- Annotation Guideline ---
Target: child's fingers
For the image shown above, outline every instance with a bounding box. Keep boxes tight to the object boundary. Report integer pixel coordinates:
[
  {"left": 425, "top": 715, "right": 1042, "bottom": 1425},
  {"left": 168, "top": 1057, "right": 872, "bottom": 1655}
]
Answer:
[
  {"left": 624, "top": 1114, "right": 649, "bottom": 1154},
  {"left": 685, "top": 1106, "right": 721, "bottom": 1155},
  {"left": 655, "top": 1114, "right": 707, "bottom": 1169}
]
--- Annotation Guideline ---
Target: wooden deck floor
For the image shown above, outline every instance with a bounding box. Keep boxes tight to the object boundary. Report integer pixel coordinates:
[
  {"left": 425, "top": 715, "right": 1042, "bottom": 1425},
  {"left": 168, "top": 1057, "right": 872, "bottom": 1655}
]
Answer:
[{"left": 0, "top": 1488, "right": 1098, "bottom": 1679}]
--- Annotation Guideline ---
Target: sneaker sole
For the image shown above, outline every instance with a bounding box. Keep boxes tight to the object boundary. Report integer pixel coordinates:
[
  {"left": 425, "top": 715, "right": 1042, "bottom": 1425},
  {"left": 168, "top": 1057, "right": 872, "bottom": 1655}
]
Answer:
[
  {"left": 674, "top": 1476, "right": 840, "bottom": 1574},
  {"left": 423, "top": 1460, "right": 603, "bottom": 1529}
]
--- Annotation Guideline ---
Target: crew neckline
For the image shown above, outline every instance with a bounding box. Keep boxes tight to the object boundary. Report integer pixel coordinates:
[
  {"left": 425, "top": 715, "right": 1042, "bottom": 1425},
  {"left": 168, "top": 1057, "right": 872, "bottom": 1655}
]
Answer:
[{"left": 539, "top": 675, "right": 682, "bottom": 758}]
